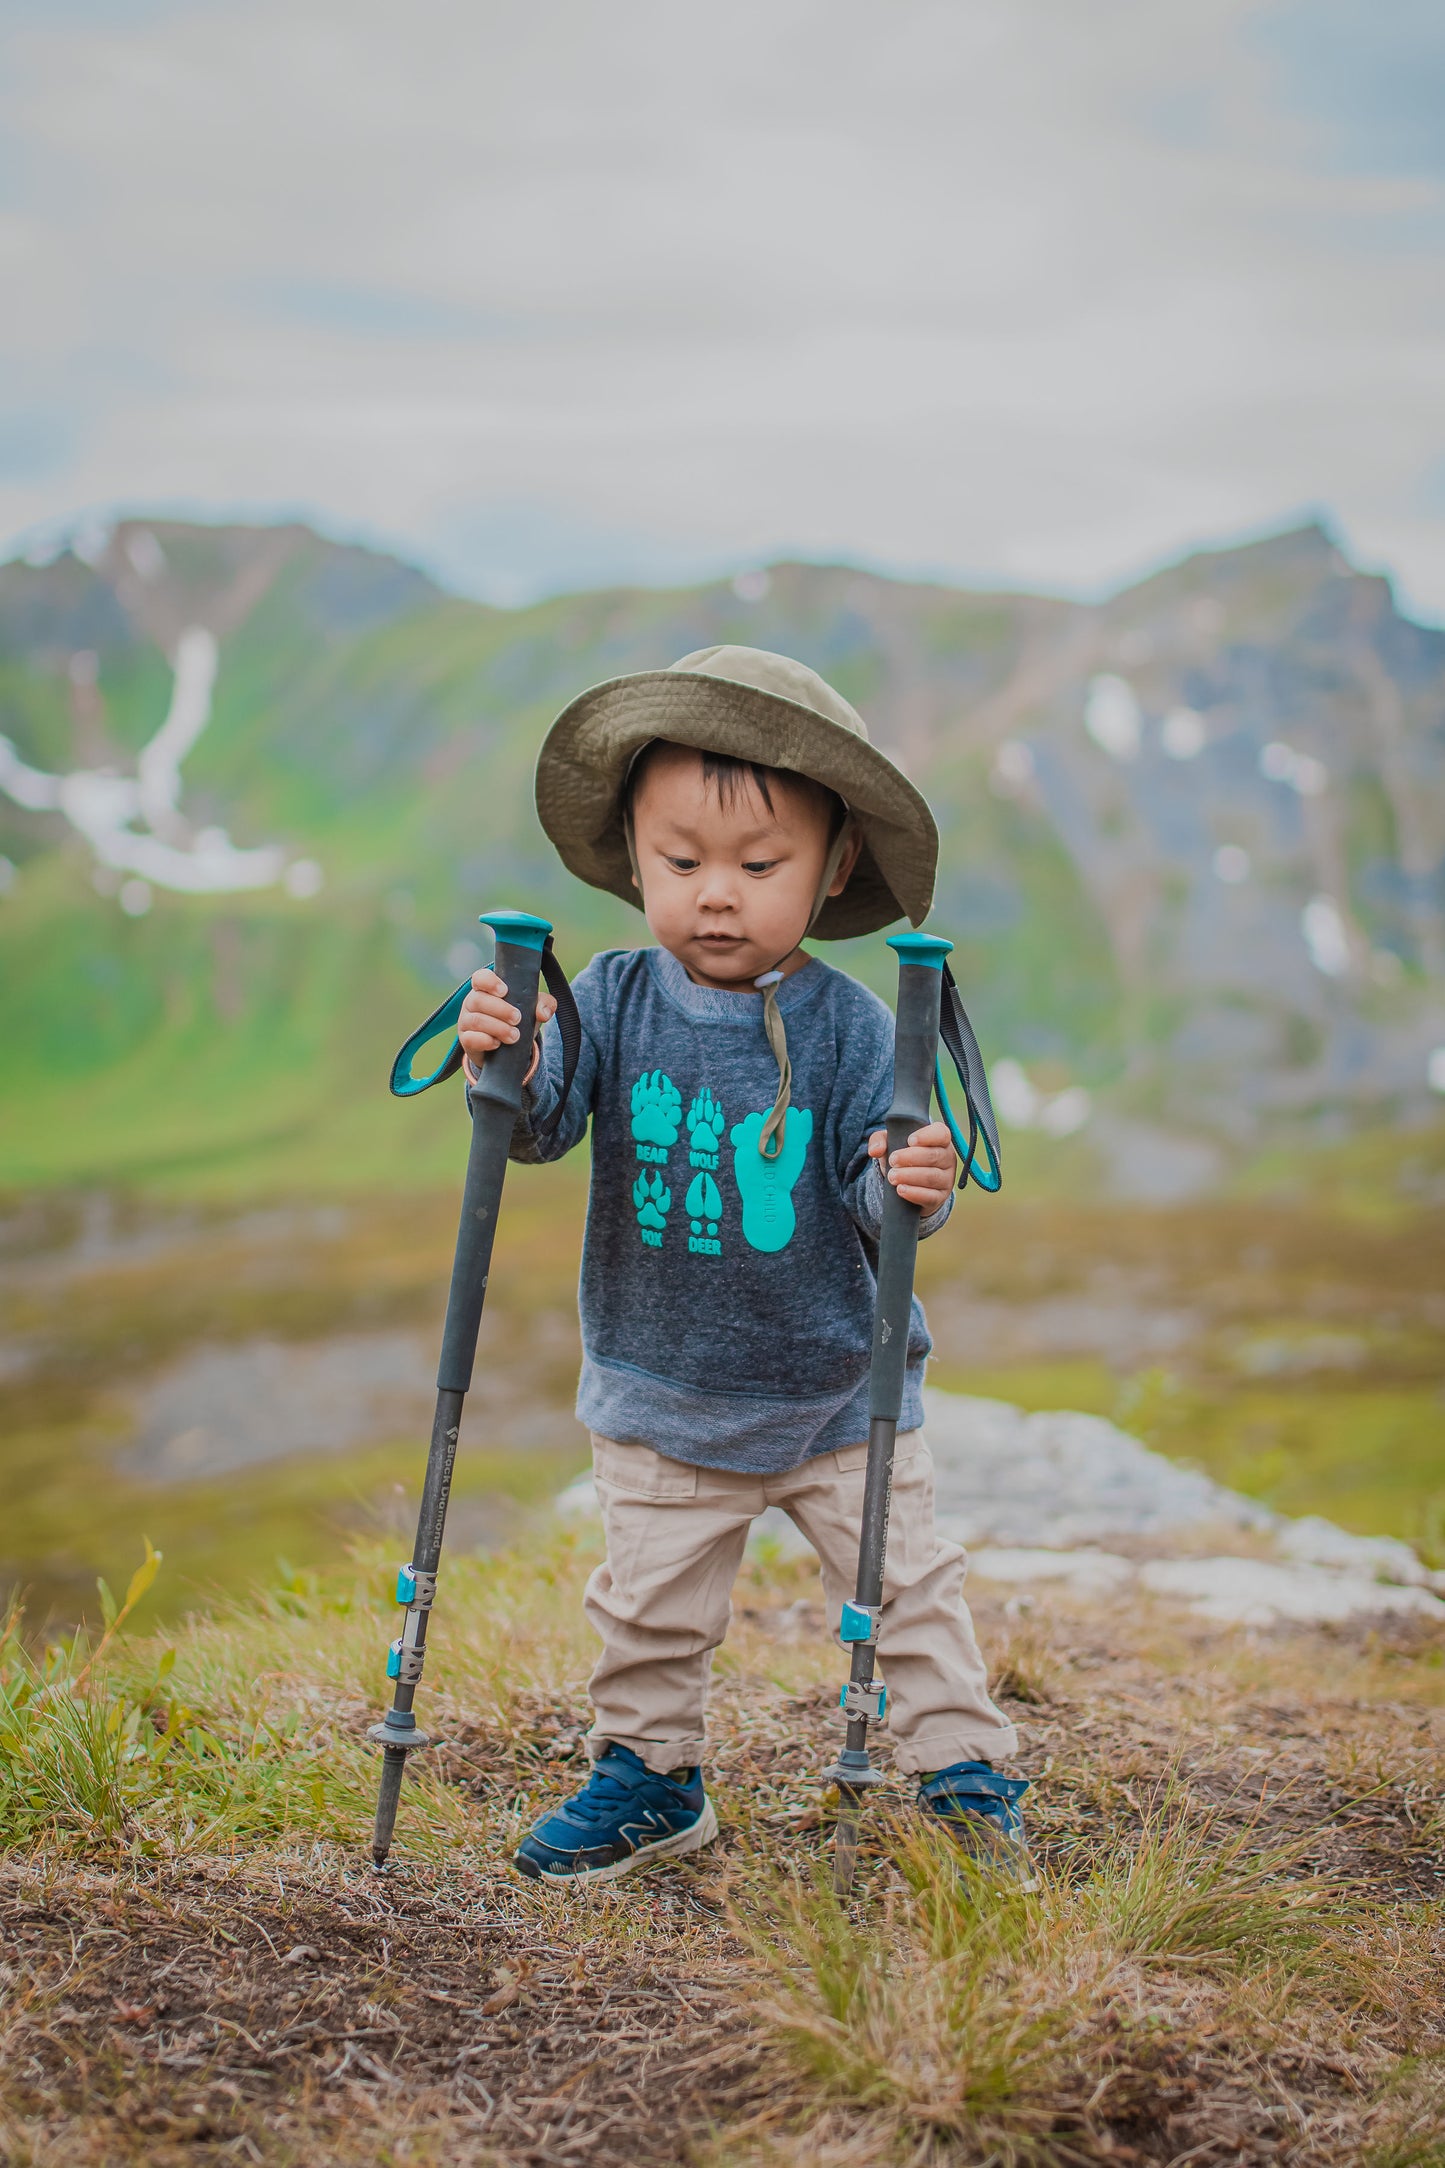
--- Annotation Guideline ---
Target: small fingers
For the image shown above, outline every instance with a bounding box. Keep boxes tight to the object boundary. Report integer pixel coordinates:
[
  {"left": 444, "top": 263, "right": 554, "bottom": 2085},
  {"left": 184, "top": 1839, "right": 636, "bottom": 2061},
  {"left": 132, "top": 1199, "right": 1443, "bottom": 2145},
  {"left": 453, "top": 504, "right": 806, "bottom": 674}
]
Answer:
[
  {"left": 887, "top": 1146, "right": 956, "bottom": 1174},
  {"left": 887, "top": 1118, "right": 957, "bottom": 1206},
  {"left": 874, "top": 1124, "right": 954, "bottom": 1161},
  {"left": 873, "top": 1126, "right": 955, "bottom": 1208},
  {"left": 460, "top": 988, "right": 522, "bottom": 1043},
  {"left": 458, "top": 970, "right": 560, "bottom": 1065},
  {"left": 892, "top": 1179, "right": 952, "bottom": 1208}
]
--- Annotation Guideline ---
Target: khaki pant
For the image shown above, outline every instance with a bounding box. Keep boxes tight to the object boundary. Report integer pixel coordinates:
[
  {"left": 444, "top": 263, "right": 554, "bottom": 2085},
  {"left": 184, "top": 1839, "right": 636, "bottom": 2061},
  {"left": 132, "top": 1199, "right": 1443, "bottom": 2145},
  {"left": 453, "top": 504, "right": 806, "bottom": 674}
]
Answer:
[{"left": 584, "top": 1431, "right": 1018, "bottom": 1776}]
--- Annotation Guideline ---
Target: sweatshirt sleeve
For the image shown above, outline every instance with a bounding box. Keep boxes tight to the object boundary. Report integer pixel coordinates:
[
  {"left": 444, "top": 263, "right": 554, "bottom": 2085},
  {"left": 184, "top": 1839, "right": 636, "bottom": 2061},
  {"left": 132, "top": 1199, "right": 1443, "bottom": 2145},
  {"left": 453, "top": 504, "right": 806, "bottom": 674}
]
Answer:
[
  {"left": 837, "top": 994, "right": 954, "bottom": 1243},
  {"left": 467, "top": 952, "right": 605, "bottom": 1165}
]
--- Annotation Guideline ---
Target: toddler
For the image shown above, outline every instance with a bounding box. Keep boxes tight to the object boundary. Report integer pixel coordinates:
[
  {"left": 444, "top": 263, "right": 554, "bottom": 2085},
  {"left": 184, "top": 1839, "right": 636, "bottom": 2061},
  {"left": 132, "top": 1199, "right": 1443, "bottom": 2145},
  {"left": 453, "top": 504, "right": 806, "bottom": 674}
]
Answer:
[{"left": 459, "top": 645, "right": 1024, "bottom": 1882}]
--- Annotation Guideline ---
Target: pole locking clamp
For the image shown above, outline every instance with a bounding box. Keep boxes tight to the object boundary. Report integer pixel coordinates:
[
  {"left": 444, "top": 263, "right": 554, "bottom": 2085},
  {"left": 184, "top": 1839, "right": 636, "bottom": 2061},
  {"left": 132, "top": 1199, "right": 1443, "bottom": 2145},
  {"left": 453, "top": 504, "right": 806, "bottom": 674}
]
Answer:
[
  {"left": 840, "top": 1679, "right": 887, "bottom": 1722},
  {"left": 386, "top": 1599, "right": 428, "bottom": 1683},
  {"left": 395, "top": 1565, "right": 437, "bottom": 1608},
  {"left": 839, "top": 1601, "right": 881, "bottom": 1646}
]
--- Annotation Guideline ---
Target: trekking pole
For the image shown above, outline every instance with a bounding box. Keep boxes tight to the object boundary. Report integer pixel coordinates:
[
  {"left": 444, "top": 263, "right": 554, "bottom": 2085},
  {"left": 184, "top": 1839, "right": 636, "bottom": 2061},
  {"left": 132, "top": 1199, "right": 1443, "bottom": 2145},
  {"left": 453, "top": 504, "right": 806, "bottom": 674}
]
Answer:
[
  {"left": 369, "top": 907, "right": 563, "bottom": 1869},
  {"left": 824, "top": 929, "right": 1003, "bottom": 1896}
]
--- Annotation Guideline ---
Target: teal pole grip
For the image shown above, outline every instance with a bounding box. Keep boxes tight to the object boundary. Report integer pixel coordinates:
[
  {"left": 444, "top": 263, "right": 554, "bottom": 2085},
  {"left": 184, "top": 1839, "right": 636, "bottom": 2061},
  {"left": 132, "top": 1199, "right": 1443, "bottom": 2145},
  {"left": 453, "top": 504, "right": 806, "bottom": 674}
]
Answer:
[
  {"left": 886, "top": 931, "right": 953, "bottom": 971},
  {"left": 479, "top": 909, "right": 552, "bottom": 952},
  {"left": 390, "top": 909, "right": 553, "bottom": 1096}
]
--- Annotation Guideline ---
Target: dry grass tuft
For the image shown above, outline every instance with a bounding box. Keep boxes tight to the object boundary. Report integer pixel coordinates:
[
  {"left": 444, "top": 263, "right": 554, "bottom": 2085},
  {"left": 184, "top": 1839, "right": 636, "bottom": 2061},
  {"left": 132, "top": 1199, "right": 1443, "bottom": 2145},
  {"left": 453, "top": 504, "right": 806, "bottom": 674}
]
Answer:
[{"left": 727, "top": 1796, "right": 1380, "bottom": 2166}]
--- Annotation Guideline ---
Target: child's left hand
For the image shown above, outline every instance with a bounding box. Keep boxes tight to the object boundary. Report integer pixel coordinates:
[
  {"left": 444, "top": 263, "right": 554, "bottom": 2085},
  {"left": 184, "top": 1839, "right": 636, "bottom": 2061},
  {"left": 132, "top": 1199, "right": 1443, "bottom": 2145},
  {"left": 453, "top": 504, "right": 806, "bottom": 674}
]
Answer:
[{"left": 868, "top": 1121, "right": 957, "bottom": 1211}]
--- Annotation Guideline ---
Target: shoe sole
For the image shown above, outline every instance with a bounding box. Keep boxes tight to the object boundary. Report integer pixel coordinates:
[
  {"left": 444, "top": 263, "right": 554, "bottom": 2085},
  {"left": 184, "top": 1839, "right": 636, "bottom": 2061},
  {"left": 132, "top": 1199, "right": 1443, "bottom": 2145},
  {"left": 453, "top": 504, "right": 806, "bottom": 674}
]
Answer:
[{"left": 517, "top": 1798, "right": 720, "bottom": 1886}]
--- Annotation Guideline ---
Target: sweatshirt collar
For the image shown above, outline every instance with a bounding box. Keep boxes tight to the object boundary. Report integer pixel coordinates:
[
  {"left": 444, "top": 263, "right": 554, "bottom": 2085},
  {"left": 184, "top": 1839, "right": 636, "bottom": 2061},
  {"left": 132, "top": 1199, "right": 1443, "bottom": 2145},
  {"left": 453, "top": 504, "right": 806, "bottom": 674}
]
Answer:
[{"left": 649, "top": 944, "right": 826, "bottom": 1022}]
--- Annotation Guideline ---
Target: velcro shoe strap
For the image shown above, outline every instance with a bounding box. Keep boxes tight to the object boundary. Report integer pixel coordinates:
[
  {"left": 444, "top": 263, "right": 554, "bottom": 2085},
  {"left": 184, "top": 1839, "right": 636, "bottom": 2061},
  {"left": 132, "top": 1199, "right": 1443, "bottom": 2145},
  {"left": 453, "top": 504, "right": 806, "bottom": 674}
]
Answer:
[{"left": 593, "top": 1751, "right": 661, "bottom": 1793}]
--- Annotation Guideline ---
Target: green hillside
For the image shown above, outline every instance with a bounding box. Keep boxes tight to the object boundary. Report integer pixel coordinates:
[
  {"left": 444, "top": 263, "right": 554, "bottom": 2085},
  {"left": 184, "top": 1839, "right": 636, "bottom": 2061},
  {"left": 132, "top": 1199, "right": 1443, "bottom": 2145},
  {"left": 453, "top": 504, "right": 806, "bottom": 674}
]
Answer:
[{"left": 1, "top": 515, "right": 1442, "bottom": 1194}]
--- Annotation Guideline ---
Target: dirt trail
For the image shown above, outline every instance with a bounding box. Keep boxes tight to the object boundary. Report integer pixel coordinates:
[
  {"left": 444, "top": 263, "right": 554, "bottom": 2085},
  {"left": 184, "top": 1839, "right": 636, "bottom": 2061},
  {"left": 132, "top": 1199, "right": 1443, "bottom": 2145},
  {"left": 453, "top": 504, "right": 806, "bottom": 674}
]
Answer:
[
  {"left": 1, "top": 1855, "right": 761, "bottom": 2166},
  {"left": 3, "top": 1583, "right": 1441, "bottom": 2166}
]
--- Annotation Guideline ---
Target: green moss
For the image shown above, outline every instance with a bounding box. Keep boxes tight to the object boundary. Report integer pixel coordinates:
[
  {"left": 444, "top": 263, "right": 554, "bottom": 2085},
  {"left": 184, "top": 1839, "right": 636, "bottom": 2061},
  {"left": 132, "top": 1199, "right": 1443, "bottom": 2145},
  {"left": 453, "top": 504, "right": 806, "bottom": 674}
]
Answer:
[
  {"left": 927, "top": 1357, "right": 1119, "bottom": 1416},
  {"left": 1141, "top": 1380, "right": 1445, "bottom": 1560},
  {"left": 3, "top": 1427, "right": 586, "bottom": 1633}
]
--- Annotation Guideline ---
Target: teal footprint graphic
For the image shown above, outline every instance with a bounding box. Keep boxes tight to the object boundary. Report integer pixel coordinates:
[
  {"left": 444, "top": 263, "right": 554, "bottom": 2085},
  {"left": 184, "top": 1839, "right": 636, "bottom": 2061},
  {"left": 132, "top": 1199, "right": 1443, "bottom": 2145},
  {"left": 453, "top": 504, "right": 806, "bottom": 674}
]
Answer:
[
  {"left": 685, "top": 1170, "right": 722, "bottom": 1233},
  {"left": 686, "top": 1088, "right": 724, "bottom": 1157},
  {"left": 631, "top": 1070, "right": 681, "bottom": 1147},
  {"left": 633, "top": 1168, "right": 671, "bottom": 1231},
  {"left": 729, "top": 1107, "right": 813, "bottom": 1253}
]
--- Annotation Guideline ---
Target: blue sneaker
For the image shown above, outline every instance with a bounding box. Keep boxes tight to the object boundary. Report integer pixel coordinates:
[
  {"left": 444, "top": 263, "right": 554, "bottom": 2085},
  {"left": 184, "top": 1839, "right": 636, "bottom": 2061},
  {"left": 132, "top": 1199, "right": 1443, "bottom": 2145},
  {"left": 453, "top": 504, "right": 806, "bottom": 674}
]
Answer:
[
  {"left": 918, "top": 1761, "right": 1033, "bottom": 1878},
  {"left": 514, "top": 1745, "right": 719, "bottom": 1884}
]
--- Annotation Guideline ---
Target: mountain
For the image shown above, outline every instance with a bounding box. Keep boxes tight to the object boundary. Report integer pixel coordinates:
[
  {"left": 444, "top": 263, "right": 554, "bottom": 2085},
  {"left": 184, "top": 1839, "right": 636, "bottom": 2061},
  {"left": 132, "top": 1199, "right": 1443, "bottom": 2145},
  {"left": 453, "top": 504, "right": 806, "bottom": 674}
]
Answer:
[{"left": 1, "top": 515, "right": 1443, "bottom": 1191}]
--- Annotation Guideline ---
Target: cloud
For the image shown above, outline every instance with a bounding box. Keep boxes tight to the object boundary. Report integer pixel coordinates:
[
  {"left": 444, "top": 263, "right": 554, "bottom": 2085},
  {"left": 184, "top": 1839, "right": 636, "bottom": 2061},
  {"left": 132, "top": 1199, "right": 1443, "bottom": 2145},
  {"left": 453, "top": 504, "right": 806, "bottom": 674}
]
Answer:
[{"left": 1, "top": 0, "right": 1442, "bottom": 613}]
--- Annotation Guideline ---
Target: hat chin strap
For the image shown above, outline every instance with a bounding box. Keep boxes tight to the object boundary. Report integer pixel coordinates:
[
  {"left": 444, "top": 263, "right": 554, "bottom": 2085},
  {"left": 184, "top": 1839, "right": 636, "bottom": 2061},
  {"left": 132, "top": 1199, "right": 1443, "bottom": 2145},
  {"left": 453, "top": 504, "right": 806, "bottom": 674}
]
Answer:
[
  {"left": 624, "top": 811, "right": 856, "bottom": 1162},
  {"left": 753, "top": 818, "right": 855, "bottom": 1160}
]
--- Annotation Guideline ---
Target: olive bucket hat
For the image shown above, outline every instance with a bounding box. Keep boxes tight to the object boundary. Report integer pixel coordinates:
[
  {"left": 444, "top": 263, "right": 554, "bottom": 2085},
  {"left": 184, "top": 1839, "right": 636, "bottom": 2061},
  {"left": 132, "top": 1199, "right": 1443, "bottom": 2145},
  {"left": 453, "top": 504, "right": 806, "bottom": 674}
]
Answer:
[
  {"left": 534, "top": 644, "right": 938, "bottom": 941},
  {"left": 535, "top": 644, "right": 939, "bottom": 1160}
]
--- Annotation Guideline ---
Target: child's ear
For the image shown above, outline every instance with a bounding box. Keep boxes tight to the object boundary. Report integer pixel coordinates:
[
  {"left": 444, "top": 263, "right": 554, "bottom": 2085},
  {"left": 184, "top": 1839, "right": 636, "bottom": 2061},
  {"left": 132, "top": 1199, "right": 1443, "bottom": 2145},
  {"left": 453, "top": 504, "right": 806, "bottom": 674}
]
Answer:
[{"left": 827, "top": 828, "right": 864, "bottom": 897}]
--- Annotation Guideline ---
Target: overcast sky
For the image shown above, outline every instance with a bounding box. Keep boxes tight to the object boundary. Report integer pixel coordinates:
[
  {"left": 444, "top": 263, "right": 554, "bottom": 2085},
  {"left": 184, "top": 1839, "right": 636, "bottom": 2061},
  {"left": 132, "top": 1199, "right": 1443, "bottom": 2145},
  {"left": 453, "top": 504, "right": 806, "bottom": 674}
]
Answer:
[{"left": 3, "top": 0, "right": 1443, "bottom": 614}]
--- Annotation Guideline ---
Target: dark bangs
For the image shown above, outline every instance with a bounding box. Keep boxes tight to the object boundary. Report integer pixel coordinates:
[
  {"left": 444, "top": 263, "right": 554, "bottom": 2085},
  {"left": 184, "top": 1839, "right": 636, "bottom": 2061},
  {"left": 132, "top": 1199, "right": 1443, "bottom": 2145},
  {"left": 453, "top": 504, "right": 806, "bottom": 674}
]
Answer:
[{"left": 627, "top": 743, "right": 846, "bottom": 835}]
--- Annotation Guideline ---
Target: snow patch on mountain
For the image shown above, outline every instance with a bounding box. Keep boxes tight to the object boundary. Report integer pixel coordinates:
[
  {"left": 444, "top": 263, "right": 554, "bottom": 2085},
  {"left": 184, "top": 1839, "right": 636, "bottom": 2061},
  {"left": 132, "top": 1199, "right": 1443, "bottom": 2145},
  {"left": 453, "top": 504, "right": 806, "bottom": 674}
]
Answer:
[{"left": 0, "top": 626, "right": 317, "bottom": 901}]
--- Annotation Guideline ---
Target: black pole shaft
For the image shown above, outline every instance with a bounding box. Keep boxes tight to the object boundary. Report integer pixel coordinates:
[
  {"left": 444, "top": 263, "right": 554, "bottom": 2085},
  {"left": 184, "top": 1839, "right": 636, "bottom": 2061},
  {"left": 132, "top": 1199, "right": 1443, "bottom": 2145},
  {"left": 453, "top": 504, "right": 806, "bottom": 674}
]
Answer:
[
  {"left": 832, "top": 950, "right": 941, "bottom": 1892},
  {"left": 370, "top": 931, "right": 544, "bottom": 1868}
]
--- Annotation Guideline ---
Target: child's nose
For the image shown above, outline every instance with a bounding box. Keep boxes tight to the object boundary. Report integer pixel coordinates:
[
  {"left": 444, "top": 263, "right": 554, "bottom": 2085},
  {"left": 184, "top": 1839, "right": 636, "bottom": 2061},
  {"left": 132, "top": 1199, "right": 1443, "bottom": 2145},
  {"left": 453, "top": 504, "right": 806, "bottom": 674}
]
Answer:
[{"left": 696, "top": 869, "right": 739, "bottom": 910}]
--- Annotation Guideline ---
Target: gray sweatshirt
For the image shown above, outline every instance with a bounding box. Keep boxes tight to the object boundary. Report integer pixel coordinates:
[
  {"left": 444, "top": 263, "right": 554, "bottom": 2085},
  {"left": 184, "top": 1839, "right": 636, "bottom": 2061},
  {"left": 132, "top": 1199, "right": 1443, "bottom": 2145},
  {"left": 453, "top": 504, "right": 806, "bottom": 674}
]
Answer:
[{"left": 500, "top": 945, "right": 951, "bottom": 1472}]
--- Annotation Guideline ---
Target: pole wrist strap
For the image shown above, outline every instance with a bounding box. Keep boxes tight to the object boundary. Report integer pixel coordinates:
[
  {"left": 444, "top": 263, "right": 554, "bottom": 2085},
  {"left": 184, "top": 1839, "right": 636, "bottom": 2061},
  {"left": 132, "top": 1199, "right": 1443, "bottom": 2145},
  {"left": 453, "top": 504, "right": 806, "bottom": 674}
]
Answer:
[
  {"left": 531, "top": 938, "right": 582, "bottom": 1141},
  {"left": 935, "top": 963, "right": 1003, "bottom": 1193},
  {"left": 388, "top": 934, "right": 581, "bottom": 1142}
]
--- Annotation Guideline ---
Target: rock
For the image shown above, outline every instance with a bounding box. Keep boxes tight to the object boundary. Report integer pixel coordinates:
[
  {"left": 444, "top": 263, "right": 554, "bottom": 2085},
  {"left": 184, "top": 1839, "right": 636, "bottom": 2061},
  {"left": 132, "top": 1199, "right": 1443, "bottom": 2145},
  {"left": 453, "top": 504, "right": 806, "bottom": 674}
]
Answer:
[
  {"left": 969, "top": 1547, "right": 1135, "bottom": 1592},
  {"left": 1276, "top": 1514, "right": 1444, "bottom": 1591},
  {"left": 549, "top": 1392, "right": 1442, "bottom": 1621},
  {"left": 925, "top": 1391, "right": 1275, "bottom": 1547},
  {"left": 1139, "top": 1556, "right": 1445, "bottom": 1626}
]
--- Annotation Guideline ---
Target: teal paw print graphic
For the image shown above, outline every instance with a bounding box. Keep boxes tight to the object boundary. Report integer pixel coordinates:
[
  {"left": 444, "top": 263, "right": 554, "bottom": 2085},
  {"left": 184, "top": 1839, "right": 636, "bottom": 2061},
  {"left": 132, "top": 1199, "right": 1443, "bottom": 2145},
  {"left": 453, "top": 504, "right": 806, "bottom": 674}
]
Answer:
[
  {"left": 730, "top": 1106, "right": 814, "bottom": 1253},
  {"left": 630, "top": 1069, "right": 682, "bottom": 1156},
  {"left": 633, "top": 1168, "right": 671, "bottom": 1248},
  {"left": 685, "top": 1169, "right": 723, "bottom": 1257},
  {"left": 686, "top": 1088, "right": 724, "bottom": 1164}
]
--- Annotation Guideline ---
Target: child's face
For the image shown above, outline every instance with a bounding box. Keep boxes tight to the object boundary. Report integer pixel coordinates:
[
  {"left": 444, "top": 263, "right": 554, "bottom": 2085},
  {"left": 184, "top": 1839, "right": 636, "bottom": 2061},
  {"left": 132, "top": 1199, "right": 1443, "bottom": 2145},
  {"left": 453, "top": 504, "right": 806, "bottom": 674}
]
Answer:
[{"left": 630, "top": 745, "right": 856, "bottom": 988}]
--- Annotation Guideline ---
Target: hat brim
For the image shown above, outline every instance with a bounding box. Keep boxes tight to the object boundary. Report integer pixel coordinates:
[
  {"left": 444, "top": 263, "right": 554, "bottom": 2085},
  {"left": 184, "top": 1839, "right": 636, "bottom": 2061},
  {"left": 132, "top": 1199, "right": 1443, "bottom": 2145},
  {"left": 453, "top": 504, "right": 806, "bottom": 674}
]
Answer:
[{"left": 535, "top": 670, "right": 937, "bottom": 939}]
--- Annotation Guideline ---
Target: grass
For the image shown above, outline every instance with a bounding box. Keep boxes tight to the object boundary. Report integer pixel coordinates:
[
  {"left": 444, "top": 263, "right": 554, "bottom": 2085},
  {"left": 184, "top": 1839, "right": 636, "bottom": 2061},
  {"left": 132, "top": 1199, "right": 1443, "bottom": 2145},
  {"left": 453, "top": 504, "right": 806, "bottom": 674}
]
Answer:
[
  {"left": 736, "top": 1818, "right": 1356, "bottom": 2164},
  {"left": 0, "top": 1521, "right": 1439, "bottom": 2163}
]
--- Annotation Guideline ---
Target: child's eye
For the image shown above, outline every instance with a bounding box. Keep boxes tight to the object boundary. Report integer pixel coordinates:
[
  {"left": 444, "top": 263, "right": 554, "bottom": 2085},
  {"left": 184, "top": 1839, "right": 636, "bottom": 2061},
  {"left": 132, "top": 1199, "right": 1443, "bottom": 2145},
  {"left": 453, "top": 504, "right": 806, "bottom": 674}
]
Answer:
[
  {"left": 742, "top": 860, "right": 779, "bottom": 875},
  {"left": 665, "top": 856, "right": 700, "bottom": 872}
]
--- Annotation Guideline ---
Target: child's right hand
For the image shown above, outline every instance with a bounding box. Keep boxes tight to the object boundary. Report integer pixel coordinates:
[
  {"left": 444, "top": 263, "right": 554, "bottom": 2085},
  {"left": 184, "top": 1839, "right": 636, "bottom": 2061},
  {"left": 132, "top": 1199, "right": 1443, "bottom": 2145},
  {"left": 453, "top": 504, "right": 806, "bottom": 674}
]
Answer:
[{"left": 458, "top": 968, "right": 557, "bottom": 1085}]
